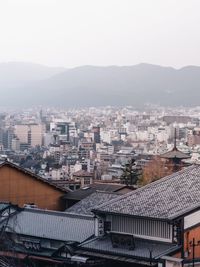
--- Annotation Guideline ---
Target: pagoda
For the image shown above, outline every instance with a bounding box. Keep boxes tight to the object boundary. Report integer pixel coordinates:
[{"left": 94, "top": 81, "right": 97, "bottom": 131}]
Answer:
[{"left": 160, "top": 129, "right": 190, "bottom": 171}]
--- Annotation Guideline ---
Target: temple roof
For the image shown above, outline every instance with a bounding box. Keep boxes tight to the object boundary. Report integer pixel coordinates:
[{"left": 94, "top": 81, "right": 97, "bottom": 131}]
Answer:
[
  {"left": 160, "top": 147, "right": 190, "bottom": 159},
  {"left": 161, "top": 128, "right": 190, "bottom": 160}
]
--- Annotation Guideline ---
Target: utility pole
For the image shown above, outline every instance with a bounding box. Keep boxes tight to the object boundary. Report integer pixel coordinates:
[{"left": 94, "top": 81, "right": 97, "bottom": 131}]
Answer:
[
  {"left": 193, "top": 238, "right": 195, "bottom": 267},
  {"left": 190, "top": 238, "right": 200, "bottom": 267}
]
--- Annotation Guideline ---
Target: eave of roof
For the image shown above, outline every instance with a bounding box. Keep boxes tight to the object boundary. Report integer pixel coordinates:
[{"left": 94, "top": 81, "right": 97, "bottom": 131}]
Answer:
[
  {"left": 93, "top": 201, "right": 200, "bottom": 221},
  {"left": 4, "top": 208, "right": 94, "bottom": 243},
  {"left": 79, "top": 236, "right": 181, "bottom": 261},
  {"left": 77, "top": 250, "right": 157, "bottom": 265},
  {"left": 160, "top": 148, "right": 190, "bottom": 159}
]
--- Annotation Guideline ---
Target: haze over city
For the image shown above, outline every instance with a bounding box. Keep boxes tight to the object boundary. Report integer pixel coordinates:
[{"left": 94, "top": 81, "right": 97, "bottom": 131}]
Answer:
[
  {"left": 1, "top": 1, "right": 200, "bottom": 267},
  {"left": 0, "top": 0, "right": 200, "bottom": 68}
]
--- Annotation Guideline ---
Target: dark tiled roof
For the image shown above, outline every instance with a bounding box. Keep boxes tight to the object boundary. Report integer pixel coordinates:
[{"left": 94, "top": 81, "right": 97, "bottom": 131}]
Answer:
[
  {"left": 5, "top": 208, "right": 94, "bottom": 243},
  {"left": 66, "top": 191, "right": 120, "bottom": 215},
  {"left": 94, "top": 165, "right": 200, "bottom": 220},
  {"left": 0, "top": 161, "right": 70, "bottom": 193},
  {"left": 160, "top": 147, "right": 190, "bottom": 159},
  {"left": 63, "top": 183, "right": 127, "bottom": 200},
  {"left": 80, "top": 236, "right": 179, "bottom": 260}
]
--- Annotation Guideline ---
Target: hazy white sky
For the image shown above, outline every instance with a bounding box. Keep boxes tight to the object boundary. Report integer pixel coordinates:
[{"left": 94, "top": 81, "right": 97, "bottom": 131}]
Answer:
[{"left": 0, "top": 0, "right": 199, "bottom": 68}]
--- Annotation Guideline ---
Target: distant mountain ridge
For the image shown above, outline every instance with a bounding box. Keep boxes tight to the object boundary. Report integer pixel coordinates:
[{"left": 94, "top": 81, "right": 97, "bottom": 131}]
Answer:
[
  {"left": 0, "top": 62, "right": 200, "bottom": 107},
  {"left": 0, "top": 62, "right": 66, "bottom": 87}
]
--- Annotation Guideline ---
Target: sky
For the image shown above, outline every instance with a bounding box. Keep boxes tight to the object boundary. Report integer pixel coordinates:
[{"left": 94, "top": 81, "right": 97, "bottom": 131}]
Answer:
[{"left": 0, "top": 0, "right": 199, "bottom": 68}]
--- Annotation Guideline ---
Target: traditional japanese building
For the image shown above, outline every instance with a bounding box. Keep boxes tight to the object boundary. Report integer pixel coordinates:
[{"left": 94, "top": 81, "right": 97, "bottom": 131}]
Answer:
[
  {"left": 160, "top": 129, "right": 190, "bottom": 171},
  {"left": 0, "top": 204, "right": 96, "bottom": 266},
  {"left": 2, "top": 166, "right": 200, "bottom": 266},
  {"left": 78, "top": 165, "right": 200, "bottom": 267}
]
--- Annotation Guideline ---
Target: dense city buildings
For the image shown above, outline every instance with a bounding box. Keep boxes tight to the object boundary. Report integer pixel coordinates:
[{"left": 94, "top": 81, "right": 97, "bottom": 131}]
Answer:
[
  {"left": 1, "top": 105, "right": 200, "bottom": 266},
  {"left": 0, "top": 105, "right": 198, "bottom": 183}
]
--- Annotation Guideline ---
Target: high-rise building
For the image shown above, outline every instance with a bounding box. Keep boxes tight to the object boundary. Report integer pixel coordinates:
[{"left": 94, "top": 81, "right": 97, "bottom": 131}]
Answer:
[
  {"left": 92, "top": 126, "right": 100, "bottom": 144},
  {"left": 15, "top": 124, "right": 44, "bottom": 148},
  {"left": 30, "top": 124, "right": 44, "bottom": 147},
  {"left": 3, "top": 128, "right": 14, "bottom": 149},
  {"left": 57, "top": 122, "right": 69, "bottom": 141}
]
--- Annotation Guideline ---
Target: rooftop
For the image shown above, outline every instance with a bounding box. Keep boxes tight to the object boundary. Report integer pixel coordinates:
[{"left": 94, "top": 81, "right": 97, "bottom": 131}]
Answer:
[
  {"left": 94, "top": 165, "right": 200, "bottom": 220},
  {"left": 160, "top": 147, "right": 190, "bottom": 159},
  {"left": 66, "top": 191, "right": 120, "bottom": 215},
  {"left": 63, "top": 183, "right": 128, "bottom": 201},
  {"left": 161, "top": 128, "right": 190, "bottom": 160},
  {"left": 4, "top": 208, "right": 94, "bottom": 243},
  {"left": 80, "top": 236, "right": 179, "bottom": 260}
]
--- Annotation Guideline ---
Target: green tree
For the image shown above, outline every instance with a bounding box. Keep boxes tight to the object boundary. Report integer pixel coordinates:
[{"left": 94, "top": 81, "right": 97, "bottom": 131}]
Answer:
[{"left": 120, "top": 159, "right": 140, "bottom": 186}]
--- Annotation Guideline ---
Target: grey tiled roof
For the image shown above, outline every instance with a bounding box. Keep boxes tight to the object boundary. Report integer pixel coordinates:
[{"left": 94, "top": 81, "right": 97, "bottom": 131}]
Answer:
[
  {"left": 80, "top": 236, "right": 179, "bottom": 259},
  {"left": 5, "top": 208, "right": 94, "bottom": 243},
  {"left": 94, "top": 165, "right": 200, "bottom": 220},
  {"left": 63, "top": 183, "right": 127, "bottom": 200},
  {"left": 66, "top": 191, "right": 120, "bottom": 215}
]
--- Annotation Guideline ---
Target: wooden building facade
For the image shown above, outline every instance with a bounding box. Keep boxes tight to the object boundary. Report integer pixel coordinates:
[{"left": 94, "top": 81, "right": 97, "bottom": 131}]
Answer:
[{"left": 0, "top": 161, "right": 69, "bottom": 211}]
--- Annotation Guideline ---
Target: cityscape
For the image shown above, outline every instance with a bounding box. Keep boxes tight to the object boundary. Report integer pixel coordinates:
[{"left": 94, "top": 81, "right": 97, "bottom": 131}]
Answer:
[
  {"left": 1, "top": 105, "right": 200, "bottom": 183},
  {"left": 0, "top": 104, "right": 200, "bottom": 266},
  {"left": 1, "top": 0, "right": 200, "bottom": 267}
]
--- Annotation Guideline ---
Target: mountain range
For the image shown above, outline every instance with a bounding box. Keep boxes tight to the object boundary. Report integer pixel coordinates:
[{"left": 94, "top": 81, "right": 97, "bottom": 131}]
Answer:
[{"left": 0, "top": 62, "right": 200, "bottom": 107}]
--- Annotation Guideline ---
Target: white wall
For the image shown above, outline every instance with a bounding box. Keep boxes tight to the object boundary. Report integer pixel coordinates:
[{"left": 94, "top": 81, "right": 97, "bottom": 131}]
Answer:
[{"left": 184, "top": 210, "right": 200, "bottom": 229}]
